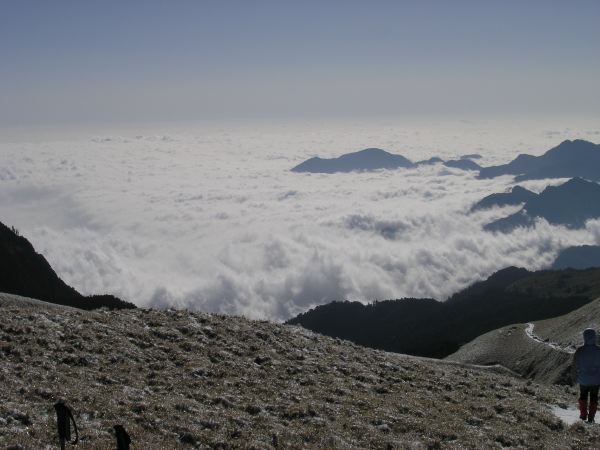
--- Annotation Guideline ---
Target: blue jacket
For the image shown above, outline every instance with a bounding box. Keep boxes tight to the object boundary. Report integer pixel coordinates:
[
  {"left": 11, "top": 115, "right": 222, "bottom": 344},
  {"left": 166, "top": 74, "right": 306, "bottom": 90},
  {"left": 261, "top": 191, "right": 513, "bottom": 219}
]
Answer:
[{"left": 575, "top": 329, "right": 600, "bottom": 386}]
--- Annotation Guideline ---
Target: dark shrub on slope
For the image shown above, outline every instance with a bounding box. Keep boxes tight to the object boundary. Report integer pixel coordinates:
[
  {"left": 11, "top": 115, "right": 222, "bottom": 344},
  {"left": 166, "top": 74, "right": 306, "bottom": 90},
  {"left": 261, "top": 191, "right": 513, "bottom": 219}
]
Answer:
[{"left": 288, "top": 266, "right": 599, "bottom": 358}]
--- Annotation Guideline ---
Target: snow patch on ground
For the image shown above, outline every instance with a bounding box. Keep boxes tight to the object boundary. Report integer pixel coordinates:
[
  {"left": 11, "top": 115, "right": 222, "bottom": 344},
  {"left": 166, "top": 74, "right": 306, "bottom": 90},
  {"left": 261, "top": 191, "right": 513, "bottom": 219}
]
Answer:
[{"left": 550, "top": 404, "right": 582, "bottom": 426}]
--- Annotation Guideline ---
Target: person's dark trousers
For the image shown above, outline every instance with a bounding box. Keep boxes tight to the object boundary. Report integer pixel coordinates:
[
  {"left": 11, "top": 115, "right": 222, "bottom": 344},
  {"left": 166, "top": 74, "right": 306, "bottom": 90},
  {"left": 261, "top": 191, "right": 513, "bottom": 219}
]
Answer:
[{"left": 579, "top": 385, "right": 600, "bottom": 422}]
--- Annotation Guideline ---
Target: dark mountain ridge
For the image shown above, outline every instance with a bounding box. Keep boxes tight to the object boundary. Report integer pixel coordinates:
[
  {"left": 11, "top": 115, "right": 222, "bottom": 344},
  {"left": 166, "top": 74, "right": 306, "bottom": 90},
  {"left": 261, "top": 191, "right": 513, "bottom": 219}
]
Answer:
[
  {"left": 484, "top": 177, "right": 600, "bottom": 232},
  {"left": 442, "top": 158, "right": 482, "bottom": 171},
  {"left": 478, "top": 139, "right": 600, "bottom": 181},
  {"left": 470, "top": 185, "right": 537, "bottom": 212},
  {"left": 287, "top": 266, "right": 600, "bottom": 358},
  {"left": 292, "top": 140, "right": 600, "bottom": 179},
  {"left": 291, "top": 148, "right": 414, "bottom": 173},
  {"left": 0, "top": 221, "right": 134, "bottom": 310},
  {"left": 291, "top": 148, "right": 481, "bottom": 173}
]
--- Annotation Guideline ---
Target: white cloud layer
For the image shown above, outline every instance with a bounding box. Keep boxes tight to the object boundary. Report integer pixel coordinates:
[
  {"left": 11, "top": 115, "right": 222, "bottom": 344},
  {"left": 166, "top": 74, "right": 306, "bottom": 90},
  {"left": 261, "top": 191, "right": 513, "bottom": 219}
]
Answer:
[{"left": 1, "top": 117, "right": 599, "bottom": 320}]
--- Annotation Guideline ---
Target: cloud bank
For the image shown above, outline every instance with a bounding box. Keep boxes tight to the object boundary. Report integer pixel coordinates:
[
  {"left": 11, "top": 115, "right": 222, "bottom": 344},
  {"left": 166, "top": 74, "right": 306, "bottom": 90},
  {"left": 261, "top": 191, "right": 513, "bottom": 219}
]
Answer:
[{"left": 1, "top": 118, "right": 599, "bottom": 320}]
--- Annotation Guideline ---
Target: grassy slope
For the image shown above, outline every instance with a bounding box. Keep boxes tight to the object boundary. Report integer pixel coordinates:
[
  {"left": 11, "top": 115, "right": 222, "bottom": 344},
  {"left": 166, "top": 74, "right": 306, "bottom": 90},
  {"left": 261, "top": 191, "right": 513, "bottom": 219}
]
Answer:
[
  {"left": 533, "top": 298, "right": 600, "bottom": 349},
  {"left": 445, "top": 323, "right": 575, "bottom": 385},
  {"left": 1, "top": 293, "right": 599, "bottom": 449},
  {"left": 508, "top": 269, "right": 600, "bottom": 300},
  {"left": 446, "top": 297, "right": 600, "bottom": 385}
]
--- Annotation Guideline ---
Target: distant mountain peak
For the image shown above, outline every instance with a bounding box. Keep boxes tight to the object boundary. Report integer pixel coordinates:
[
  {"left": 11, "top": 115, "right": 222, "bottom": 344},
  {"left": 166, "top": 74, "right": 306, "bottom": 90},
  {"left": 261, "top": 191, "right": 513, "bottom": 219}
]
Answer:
[
  {"left": 483, "top": 177, "right": 600, "bottom": 232},
  {"left": 291, "top": 148, "right": 415, "bottom": 173},
  {"left": 478, "top": 139, "right": 600, "bottom": 181},
  {"left": 561, "top": 176, "right": 593, "bottom": 186},
  {"left": 292, "top": 148, "right": 482, "bottom": 174},
  {"left": 354, "top": 147, "right": 389, "bottom": 154},
  {"left": 470, "top": 184, "right": 536, "bottom": 212}
]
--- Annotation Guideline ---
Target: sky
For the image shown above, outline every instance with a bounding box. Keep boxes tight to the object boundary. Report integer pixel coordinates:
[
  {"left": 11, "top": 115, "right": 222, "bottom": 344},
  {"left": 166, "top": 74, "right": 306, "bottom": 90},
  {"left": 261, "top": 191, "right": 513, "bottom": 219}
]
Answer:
[
  {"left": 1, "top": 2, "right": 600, "bottom": 320},
  {"left": 1, "top": 1, "right": 599, "bottom": 126}
]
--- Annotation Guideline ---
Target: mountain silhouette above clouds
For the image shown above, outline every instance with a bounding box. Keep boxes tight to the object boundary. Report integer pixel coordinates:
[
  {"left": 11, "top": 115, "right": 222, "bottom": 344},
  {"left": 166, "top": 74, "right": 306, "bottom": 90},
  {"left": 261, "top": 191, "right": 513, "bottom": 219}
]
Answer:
[
  {"left": 483, "top": 177, "right": 600, "bottom": 233},
  {"left": 291, "top": 148, "right": 414, "bottom": 173},
  {"left": 470, "top": 185, "right": 537, "bottom": 212},
  {"left": 291, "top": 148, "right": 481, "bottom": 173},
  {"left": 442, "top": 158, "right": 482, "bottom": 171},
  {"left": 478, "top": 139, "right": 600, "bottom": 181},
  {"left": 291, "top": 140, "right": 600, "bottom": 179}
]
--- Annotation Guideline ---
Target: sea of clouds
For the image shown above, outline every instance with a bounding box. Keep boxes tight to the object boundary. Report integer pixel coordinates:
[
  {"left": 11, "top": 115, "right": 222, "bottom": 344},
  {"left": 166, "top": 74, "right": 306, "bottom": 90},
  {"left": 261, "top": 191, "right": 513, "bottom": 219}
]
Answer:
[{"left": 1, "top": 117, "right": 600, "bottom": 320}]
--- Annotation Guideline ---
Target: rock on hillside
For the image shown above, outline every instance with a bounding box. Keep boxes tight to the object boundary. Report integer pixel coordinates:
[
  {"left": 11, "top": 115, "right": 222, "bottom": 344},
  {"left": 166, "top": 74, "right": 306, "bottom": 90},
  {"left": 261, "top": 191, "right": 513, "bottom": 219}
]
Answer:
[
  {"left": 0, "top": 221, "right": 134, "bottom": 310},
  {"left": 1, "top": 293, "right": 598, "bottom": 448}
]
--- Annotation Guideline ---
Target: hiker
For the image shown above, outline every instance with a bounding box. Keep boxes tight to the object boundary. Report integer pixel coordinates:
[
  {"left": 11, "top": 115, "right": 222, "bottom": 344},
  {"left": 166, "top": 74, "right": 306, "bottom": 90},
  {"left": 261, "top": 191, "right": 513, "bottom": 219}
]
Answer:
[
  {"left": 54, "top": 400, "right": 78, "bottom": 450},
  {"left": 114, "top": 424, "right": 132, "bottom": 450},
  {"left": 572, "top": 328, "right": 600, "bottom": 423}
]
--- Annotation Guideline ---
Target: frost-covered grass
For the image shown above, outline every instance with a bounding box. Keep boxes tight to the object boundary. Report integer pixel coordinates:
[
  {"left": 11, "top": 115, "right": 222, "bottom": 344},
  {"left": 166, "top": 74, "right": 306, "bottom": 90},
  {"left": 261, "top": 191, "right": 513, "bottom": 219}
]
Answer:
[{"left": 1, "top": 293, "right": 599, "bottom": 449}]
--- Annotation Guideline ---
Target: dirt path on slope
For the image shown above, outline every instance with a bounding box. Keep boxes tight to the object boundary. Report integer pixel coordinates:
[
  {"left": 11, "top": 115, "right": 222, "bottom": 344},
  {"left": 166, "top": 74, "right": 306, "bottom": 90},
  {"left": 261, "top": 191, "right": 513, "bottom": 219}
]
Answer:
[{"left": 525, "top": 323, "right": 576, "bottom": 354}]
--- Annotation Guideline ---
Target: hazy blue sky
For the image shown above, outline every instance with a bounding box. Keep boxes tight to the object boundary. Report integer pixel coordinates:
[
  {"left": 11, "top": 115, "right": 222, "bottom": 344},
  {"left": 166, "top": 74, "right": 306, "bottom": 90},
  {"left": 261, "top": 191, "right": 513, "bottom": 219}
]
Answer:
[{"left": 1, "top": 1, "right": 599, "bottom": 125}]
